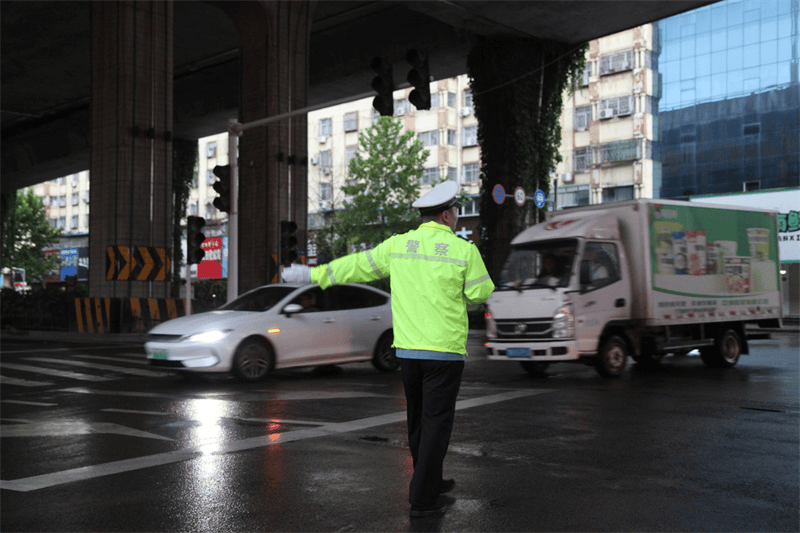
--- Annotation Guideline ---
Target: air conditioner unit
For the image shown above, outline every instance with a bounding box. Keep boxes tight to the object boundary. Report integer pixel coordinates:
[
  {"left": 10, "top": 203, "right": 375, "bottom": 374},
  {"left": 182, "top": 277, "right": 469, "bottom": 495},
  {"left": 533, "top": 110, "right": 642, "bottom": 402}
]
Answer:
[
  {"left": 319, "top": 200, "right": 330, "bottom": 211},
  {"left": 561, "top": 173, "right": 574, "bottom": 184},
  {"left": 459, "top": 107, "right": 471, "bottom": 117},
  {"left": 310, "top": 157, "right": 318, "bottom": 166},
  {"left": 318, "top": 135, "right": 329, "bottom": 144},
  {"left": 599, "top": 109, "right": 615, "bottom": 119}
]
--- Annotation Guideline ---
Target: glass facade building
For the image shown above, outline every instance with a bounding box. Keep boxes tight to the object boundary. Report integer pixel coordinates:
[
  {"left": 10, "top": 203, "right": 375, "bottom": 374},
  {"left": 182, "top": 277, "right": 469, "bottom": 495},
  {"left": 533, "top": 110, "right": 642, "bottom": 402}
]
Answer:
[{"left": 656, "top": 0, "right": 800, "bottom": 198}]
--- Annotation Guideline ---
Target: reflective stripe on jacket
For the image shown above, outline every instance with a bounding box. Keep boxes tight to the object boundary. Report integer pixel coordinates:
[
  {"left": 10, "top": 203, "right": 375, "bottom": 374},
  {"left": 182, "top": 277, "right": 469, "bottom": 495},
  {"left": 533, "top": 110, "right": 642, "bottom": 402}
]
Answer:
[{"left": 310, "top": 221, "right": 494, "bottom": 355}]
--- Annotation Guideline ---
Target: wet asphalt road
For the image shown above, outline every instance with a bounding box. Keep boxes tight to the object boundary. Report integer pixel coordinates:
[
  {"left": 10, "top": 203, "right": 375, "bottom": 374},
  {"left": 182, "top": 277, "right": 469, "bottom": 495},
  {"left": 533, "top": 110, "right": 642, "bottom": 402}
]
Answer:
[{"left": 1, "top": 331, "right": 798, "bottom": 532}]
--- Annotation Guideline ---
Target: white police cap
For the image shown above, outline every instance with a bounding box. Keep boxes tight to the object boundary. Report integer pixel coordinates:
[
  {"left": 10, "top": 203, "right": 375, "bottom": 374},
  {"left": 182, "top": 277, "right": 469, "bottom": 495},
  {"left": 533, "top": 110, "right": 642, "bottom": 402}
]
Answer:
[{"left": 412, "top": 180, "right": 460, "bottom": 215}]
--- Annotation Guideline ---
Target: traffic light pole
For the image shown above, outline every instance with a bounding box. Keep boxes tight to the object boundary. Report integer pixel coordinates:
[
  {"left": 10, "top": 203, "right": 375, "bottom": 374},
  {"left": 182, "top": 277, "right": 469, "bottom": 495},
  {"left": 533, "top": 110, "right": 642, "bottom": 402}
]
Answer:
[{"left": 227, "top": 119, "right": 239, "bottom": 304}]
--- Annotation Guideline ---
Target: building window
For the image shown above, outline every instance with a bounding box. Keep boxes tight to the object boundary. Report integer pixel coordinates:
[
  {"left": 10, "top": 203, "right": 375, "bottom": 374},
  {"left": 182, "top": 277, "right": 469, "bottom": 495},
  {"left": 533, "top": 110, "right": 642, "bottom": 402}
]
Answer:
[
  {"left": 343, "top": 112, "right": 358, "bottom": 132},
  {"left": 320, "top": 182, "right": 333, "bottom": 201},
  {"left": 206, "top": 142, "right": 217, "bottom": 158},
  {"left": 50, "top": 218, "right": 58, "bottom": 229},
  {"left": 463, "top": 162, "right": 480, "bottom": 183},
  {"left": 71, "top": 215, "right": 79, "bottom": 229},
  {"left": 72, "top": 193, "right": 79, "bottom": 206},
  {"left": 319, "top": 118, "right": 332, "bottom": 136},
  {"left": 207, "top": 169, "right": 216, "bottom": 185},
  {"left": 464, "top": 89, "right": 473, "bottom": 109},
  {"left": 84, "top": 215, "right": 90, "bottom": 228},
  {"left": 447, "top": 129, "right": 457, "bottom": 146},
  {"left": 59, "top": 195, "right": 67, "bottom": 207},
  {"left": 51, "top": 196, "right": 59, "bottom": 207},
  {"left": 557, "top": 184, "right": 590, "bottom": 208},
  {"left": 345, "top": 145, "right": 358, "bottom": 172},
  {"left": 447, "top": 167, "right": 458, "bottom": 181},
  {"left": 602, "top": 186, "right": 634, "bottom": 203},
  {"left": 71, "top": 174, "right": 79, "bottom": 187},
  {"left": 395, "top": 98, "right": 409, "bottom": 115},
  {"left": 418, "top": 130, "right": 440, "bottom": 147},
  {"left": 573, "top": 147, "right": 592, "bottom": 172},
  {"left": 599, "top": 50, "right": 634, "bottom": 76},
  {"left": 459, "top": 198, "right": 479, "bottom": 217},
  {"left": 574, "top": 105, "right": 592, "bottom": 130},
  {"left": 463, "top": 125, "right": 478, "bottom": 147},
  {"left": 319, "top": 150, "right": 332, "bottom": 170},
  {"left": 58, "top": 216, "right": 66, "bottom": 229},
  {"left": 83, "top": 191, "right": 90, "bottom": 203},
  {"left": 600, "top": 139, "right": 641, "bottom": 163},
  {"left": 205, "top": 202, "right": 215, "bottom": 219},
  {"left": 421, "top": 167, "right": 440, "bottom": 185},
  {"left": 581, "top": 62, "right": 592, "bottom": 87},
  {"left": 599, "top": 95, "right": 634, "bottom": 118},
  {"left": 447, "top": 92, "right": 456, "bottom": 108},
  {"left": 430, "top": 93, "right": 440, "bottom": 108},
  {"left": 190, "top": 203, "right": 198, "bottom": 216}
]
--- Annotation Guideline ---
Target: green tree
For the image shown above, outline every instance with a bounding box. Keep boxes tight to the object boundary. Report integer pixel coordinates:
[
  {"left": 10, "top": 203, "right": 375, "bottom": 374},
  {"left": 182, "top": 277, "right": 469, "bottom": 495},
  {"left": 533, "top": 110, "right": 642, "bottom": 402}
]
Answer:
[
  {"left": 1, "top": 187, "right": 62, "bottom": 281},
  {"left": 323, "top": 116, "right": 429, "bottom": 256}
]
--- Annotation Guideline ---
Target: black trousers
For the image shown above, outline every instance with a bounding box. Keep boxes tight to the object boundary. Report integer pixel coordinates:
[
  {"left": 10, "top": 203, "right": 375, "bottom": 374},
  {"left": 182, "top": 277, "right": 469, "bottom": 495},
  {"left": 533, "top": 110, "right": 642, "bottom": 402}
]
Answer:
[{"left": 399, "top": 358, "right": 464, "bottom": 506}]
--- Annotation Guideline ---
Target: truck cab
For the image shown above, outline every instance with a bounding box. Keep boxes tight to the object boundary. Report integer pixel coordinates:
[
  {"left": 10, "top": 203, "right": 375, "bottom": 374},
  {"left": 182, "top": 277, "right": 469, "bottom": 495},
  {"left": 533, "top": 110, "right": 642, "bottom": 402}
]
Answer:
[{"left": 485, "top": 213, "right": 633, "bottom": 377}]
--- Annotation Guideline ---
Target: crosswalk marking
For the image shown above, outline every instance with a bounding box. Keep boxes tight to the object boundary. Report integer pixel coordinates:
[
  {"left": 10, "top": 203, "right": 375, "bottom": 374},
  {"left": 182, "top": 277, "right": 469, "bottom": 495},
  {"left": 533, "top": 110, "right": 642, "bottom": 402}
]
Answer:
[
  {"left": 0, "top": 376, "right": 54, "bottom": 387},
  {"left": 0, "top": 363, "right": 113, "bottom": 382},
  {"left": 24, "top": 357, "right": 169, "bottom": 377}
]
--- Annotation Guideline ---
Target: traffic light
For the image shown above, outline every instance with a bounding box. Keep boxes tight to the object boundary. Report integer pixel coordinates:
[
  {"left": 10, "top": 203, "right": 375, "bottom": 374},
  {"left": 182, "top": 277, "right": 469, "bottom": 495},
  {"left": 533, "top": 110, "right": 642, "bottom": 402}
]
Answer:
[
  {"left": 187, "top": 216, "right": 206, "bottom": 265},
  {"left": 280, "top": 220, "right": 298, "bottom": 266},
  {"left": 406, "top": 48, "right": 431, "bottom": 110},
  {"left": 212, "top": 164, "right": 231, "bottom": 213},
  {"left": 371, "top": 57, "right": 394, "bottom": 116}
]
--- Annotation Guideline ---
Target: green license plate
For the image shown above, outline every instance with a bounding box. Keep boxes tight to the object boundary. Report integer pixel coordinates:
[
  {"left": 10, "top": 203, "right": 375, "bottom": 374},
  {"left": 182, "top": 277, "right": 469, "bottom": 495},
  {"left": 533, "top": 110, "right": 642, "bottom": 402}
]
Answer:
[{"left": 152, "top": 352, "right": 168, "bottom": 360}]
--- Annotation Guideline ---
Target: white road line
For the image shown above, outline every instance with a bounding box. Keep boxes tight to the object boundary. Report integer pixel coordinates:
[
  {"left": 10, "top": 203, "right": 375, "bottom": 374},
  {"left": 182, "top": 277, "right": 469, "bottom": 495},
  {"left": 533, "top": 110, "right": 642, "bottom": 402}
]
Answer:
[
  {"left": 0, "top": 375, "right": 54, "bottom": 387},
  {"left": 101, "top": 409, "right": 172, "bottom": 416},
  {"left": 24, "top": 357, "right": 169, "bottom": 377},
  {"left": 61, "top": 388, "right": 186, "bottom": 399},
  {"left": 0, "top": 348, "right": 70, "bottom": 354},
  {"left": 1, "top": 400, "right": 57, "bottom": 406},
  {"left": 0, "top": 363, "right": 113, "bottom": 382},
  {"left": 74, "top": 354, "right": 150, "bottom": 364},
  {"left": 0, "top": 388, "right": 554, "bottom": 492}
]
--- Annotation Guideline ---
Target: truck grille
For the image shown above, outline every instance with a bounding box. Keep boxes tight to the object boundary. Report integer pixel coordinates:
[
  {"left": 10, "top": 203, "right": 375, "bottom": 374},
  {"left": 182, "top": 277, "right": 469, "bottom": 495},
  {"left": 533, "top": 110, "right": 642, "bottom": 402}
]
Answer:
[{"left": 495, "top": 318, "right": 553, "bottom": 339}]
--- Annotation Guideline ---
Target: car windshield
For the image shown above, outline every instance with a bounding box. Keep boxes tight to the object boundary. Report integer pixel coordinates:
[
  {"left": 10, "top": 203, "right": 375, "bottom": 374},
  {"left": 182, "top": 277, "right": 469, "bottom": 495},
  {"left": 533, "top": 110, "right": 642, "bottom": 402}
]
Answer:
[
  {"left": 497, "top": 239, "right": 578, "bottom": 291},
  {"left": 218, "top": 286, "right": 296, "bottom": 311}
]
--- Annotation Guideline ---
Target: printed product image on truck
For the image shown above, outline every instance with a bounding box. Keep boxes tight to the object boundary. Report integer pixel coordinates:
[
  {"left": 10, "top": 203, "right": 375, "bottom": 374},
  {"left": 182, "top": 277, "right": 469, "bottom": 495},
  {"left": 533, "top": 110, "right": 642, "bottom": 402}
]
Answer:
[{"left": 484, "top": 199, "right": 782, "bottom": 378}]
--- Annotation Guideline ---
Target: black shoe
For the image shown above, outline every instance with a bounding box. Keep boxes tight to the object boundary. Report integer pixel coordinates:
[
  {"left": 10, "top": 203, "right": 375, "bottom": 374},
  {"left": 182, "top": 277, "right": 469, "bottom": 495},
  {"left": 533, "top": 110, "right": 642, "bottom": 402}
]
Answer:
[
  {"left": 410, "top": 500, "right": 447, "bottom": 518},
  {"left": 440, "top": 478, "right": 456, "bottom": 494}
]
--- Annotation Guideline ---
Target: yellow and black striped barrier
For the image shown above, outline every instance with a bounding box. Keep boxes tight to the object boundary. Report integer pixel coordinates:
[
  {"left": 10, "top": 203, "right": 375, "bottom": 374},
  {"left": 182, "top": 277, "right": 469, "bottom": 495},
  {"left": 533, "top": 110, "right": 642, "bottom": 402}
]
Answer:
[
  {"left": 74, "top": 297, "right": 187, "bottom": 333},
  {"left": 74, "top": 297, "right": 119, "bottom": 333}
]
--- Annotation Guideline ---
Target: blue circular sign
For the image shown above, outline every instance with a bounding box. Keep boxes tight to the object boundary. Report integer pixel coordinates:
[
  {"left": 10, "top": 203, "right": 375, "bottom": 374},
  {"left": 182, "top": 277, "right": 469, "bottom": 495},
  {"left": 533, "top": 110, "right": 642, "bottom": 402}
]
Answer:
[
  {"left": 534, "top": 189, "right": 546, "bottom": 208},
  {"left": 492, "top": 184, "right": 505, "bottom": 205}
]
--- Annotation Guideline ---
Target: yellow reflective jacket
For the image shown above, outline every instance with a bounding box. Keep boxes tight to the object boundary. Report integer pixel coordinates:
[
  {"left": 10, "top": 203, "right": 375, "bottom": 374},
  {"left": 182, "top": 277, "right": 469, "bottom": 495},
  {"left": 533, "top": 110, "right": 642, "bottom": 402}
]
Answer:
[{"left": 310, "top": 221, "right": 494, "bottom": 355}]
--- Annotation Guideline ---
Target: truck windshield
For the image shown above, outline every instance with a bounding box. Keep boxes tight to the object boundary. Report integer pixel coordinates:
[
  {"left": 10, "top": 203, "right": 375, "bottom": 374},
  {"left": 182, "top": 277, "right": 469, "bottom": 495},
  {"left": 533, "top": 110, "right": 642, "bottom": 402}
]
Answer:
[{"left": 497, "top": 239, "right": 578, "bottom": 291}]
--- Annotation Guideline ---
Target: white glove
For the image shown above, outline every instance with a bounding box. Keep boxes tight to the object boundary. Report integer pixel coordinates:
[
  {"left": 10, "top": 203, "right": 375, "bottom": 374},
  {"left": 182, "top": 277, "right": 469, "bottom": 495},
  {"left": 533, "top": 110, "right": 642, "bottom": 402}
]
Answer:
[{"left": 282, "top": 264, "right": 311, "bottom": 284}]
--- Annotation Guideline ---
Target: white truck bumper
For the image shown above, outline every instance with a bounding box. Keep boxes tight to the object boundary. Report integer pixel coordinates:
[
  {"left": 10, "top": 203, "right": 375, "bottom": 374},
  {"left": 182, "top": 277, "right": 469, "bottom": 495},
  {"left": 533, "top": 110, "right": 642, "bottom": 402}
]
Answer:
[{"left": 485, "top": 339, "right": 580, "bottom": 362}]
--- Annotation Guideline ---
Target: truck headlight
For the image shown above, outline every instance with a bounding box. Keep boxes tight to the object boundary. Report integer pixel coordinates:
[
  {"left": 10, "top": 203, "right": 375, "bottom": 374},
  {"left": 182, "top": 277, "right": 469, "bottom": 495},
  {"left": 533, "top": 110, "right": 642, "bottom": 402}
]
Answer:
[{"left": 552, "top": 305, "right": 574, "bottom": 338}]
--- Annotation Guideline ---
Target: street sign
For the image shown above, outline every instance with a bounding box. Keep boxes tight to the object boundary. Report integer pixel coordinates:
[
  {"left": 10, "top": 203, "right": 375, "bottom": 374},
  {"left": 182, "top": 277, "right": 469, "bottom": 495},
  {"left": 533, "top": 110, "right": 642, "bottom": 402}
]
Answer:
[
  {"left": 514, "top": 187, "right": 526, "bottom": 206},
  {"left": 534, "top": 189, "right": 546, "bottom": 208},
  {"left": 493, "top": 184, "right": 505, "bottom": 204}
]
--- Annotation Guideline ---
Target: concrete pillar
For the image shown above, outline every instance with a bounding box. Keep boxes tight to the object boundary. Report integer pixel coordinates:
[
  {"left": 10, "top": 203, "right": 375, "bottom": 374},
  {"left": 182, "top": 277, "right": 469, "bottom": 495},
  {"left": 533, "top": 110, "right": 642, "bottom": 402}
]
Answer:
[
  {"left": 89, "top": 0, "right": 174, "bottom": 298},
  {"left": 222, "top": 1, "right": 312, "bottom": 294}
]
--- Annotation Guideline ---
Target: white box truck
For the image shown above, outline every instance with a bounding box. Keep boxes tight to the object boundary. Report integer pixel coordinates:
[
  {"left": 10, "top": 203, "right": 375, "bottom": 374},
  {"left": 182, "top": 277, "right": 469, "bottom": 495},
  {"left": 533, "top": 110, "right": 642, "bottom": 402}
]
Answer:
[{"left": 484, "top": 199, "right": 782, "bottom": 377}]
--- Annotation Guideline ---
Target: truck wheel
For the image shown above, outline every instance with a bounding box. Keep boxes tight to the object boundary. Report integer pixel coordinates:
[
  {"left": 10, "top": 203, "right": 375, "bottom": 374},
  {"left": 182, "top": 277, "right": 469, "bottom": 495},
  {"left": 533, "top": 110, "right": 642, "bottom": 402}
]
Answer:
[
  {"left": 232, "top": 338, "right": 274, "bottom": 382},
  {"left": 520, "top": 361, "right": 549, "bottom": 376},
  {"left": 596, "top": 336, "right": 628, "bottom": 378},
  {"left": 702, "top": 329, "right": 741, "bottom": 368}
]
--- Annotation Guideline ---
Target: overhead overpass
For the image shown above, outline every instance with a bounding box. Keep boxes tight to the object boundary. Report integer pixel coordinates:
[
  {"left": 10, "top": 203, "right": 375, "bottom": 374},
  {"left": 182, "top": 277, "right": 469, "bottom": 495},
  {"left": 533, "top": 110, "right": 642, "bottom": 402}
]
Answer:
[{"left": 1, "top": 0, "right": 715, "bottom": 298}]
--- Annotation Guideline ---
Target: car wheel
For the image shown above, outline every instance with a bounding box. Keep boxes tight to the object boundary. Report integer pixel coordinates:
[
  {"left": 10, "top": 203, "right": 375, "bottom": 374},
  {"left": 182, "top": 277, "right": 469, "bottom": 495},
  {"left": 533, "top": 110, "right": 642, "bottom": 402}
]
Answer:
[
  {"left": 520, "top": 361, "right": 549, "bottom": 376},
  {"left": 232, "top": 338, "right": 274, "bottom": 382},
  {"left": 596, "top": 335, "right": 628, "bottom": 378},
  {"left": 372, "top": 331, "right": 398, "bottom": 372}
]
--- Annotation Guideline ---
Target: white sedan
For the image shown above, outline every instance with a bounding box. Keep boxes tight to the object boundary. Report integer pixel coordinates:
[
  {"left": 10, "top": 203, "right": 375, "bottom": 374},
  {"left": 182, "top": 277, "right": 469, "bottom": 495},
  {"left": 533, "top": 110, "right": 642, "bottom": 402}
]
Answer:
[{"left": 145, "top": 283, "right": 396, "bottom": 382}]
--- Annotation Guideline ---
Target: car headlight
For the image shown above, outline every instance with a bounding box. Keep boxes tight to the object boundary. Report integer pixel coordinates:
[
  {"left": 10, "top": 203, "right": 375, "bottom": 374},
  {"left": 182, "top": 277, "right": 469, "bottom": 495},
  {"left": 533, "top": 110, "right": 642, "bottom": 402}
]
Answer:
[
  {"left": 186, "top": 330, "right": 231, "bottom": 343},
  {"left": 552, "top": 304, "right": 574, "bottom": 339}
]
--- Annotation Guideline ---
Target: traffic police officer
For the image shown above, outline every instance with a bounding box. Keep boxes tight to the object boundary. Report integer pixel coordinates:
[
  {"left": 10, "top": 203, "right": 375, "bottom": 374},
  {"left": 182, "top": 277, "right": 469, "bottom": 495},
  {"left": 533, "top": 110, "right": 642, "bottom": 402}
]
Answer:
[{"left": 283, "top": 180, "right": 494, "bottom": 517}]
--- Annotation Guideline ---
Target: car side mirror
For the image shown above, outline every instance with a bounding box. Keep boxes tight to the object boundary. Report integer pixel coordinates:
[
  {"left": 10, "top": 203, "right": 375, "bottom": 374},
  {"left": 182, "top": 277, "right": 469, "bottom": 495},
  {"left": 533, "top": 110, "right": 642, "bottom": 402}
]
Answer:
[{"left": 283, "top": 303, "right": 303, "bottom": 315}]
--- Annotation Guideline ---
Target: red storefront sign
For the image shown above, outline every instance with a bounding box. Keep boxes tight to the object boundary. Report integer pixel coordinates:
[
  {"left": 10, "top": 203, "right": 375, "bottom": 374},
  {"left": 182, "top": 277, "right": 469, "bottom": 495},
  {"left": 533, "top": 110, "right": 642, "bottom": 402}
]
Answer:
[{"left": 198, "top": 237, "right": 223, "bottom": 278}]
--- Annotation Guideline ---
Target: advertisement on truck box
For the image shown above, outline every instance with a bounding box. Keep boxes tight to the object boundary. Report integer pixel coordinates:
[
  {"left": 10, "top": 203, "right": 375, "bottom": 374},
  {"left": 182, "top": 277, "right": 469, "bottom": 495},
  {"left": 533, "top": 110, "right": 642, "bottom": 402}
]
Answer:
[{"left": 650, "top": 203, "right": 780, "bottom": 318}]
